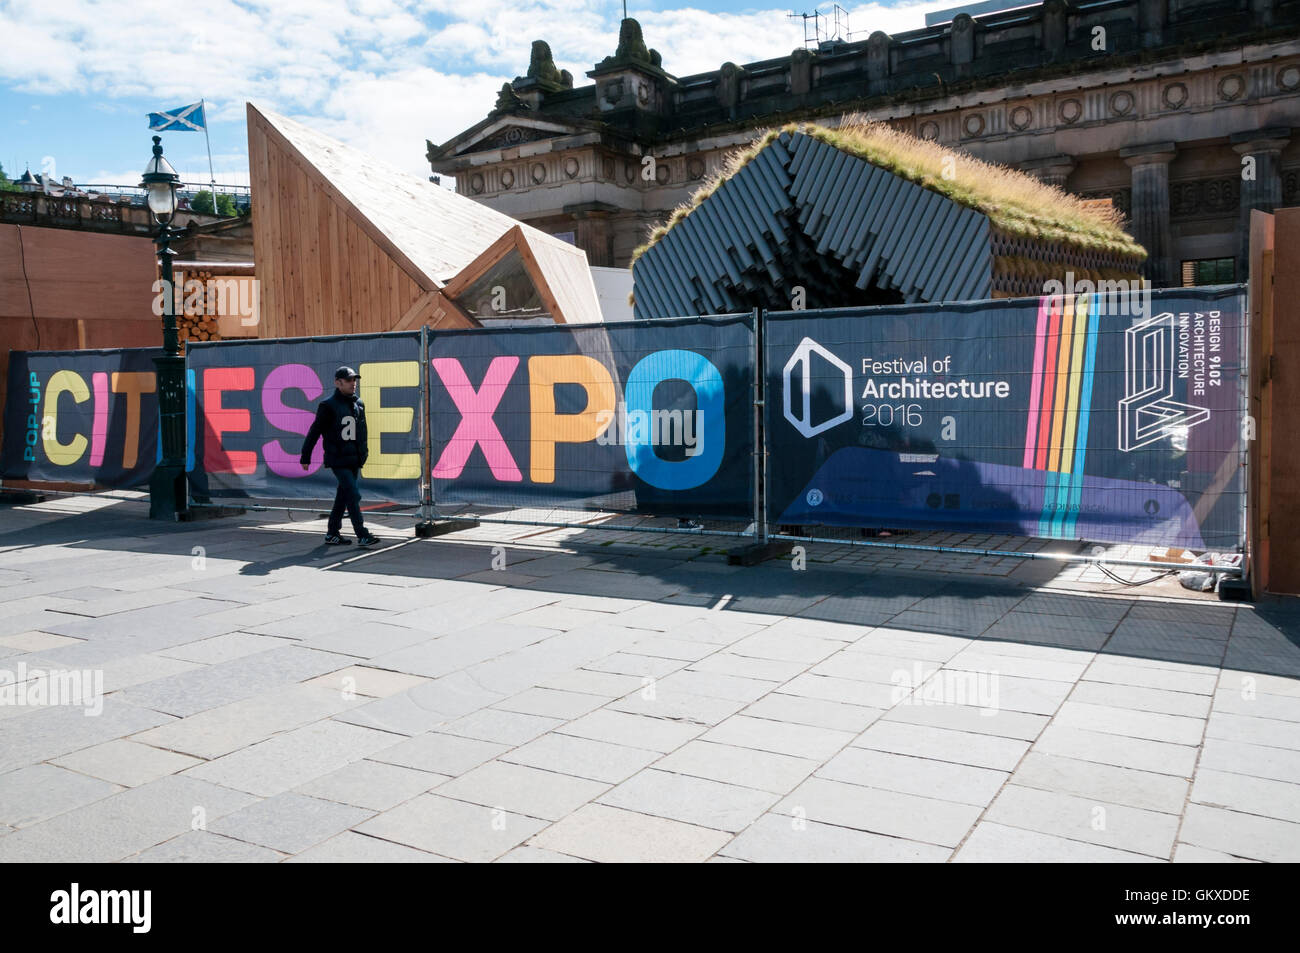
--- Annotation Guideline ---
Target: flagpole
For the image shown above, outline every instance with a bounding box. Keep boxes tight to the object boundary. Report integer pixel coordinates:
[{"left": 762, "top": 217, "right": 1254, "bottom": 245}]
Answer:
[{"left": 201, "top": 98, "right": 217, "bottom": 204}]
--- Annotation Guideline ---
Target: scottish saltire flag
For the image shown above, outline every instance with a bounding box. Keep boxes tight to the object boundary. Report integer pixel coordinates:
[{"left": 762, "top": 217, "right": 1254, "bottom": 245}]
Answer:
[{"left": 148, "top": 102, "right": 206, "bottom": 131}]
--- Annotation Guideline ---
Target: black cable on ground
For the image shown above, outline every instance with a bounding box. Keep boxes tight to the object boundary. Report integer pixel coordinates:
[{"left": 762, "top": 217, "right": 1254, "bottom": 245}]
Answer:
[{"left": 1095, "top": 562, "right": 1180, "bottom": 587}]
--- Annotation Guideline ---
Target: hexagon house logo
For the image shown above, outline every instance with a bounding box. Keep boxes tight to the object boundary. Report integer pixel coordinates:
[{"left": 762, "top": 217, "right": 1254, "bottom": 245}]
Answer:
[{"left": 783, "top": 337, "right": 854, "bottom": 438}]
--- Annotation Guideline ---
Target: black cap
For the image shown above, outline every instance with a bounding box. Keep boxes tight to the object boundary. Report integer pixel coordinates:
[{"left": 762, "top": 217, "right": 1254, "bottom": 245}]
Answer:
[{"left": 334, "top": 366, "right": 360, "bottom": 380}]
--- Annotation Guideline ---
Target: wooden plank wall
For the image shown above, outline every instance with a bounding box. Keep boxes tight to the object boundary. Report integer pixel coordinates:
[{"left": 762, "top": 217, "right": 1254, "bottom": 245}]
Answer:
[
  {"left": 1247, "top": 210, "right": 1274, "bottom": 597},
  {"left": 248, "top": 110, "right": 429, "bottom": 338},
  {"left": 1264, "top": 208, "right": 1300, "bottom": 594}
]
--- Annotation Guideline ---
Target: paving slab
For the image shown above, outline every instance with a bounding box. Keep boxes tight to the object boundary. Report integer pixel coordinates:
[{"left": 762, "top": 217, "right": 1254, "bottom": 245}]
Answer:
[
  {"left": 132, "top": 683, "right": 365, "bottom": 760},
  {"left": 1197, "top": 737, "right": 1300, "bottom": 784},
  {"left": 982, "top": 784, "right": 1180, "bottom": 858},
  {"left": 559, "top": 708, "right": 701, "bottom": 752},
  {"left": 774, "top": 777, "right": 983, "bottom": 847},
  {"left": 598, "top": 768, "right": 779, "bottom": 832},
  {"left": 1190, "top": 768, "right": 1300, "bottom": 823},
  {"left": 1177, "top": 803, "right": 1300, "bottom": 863},
  {"left": 719, "top": 814, "right": 950, "bottom": 863},
  {"left": 495, "top": 845, "right": 591, "bottom": 863},
  {"left": 356, "top": 794, "right": 548, "bottom": 862},
  {"left": 1032, "top": 724, "right": 1199, "bottom": 777},
  {"left": 1171, "top": 843, "right": 1261, "bottom": 863},
  {"left": 654, "top": 740, "right": 819, "bottom": 794},
  {"left": 0, "top": 775, "right": 256, "bottom": 863},
  {"left": 439, "top": 709, "right": 565, "bottom": 747},
  {"left": 183, "top": 720, "right": 402, "bottom": 797},
  {"left": 0, "top": 763, "right": 121, "bottom": 828},
  {"left": 210, "top": 792, "right": 374, "bottom": 854},
  {"left": 294, "top": 760, "right": 447, "bottom": 811},
  {"left": 1011, "top": 751, "right": 1189, "bottom": 814},
  {"left": 817, "top": 747, "right": 1009, "bottom": 807},
  {"left": 493, "top": 687, "right": 608, "bottom": 720},
  {"left": 286, "top": 831, "right": 456, "bottom": 863},
  {"left": 852, "top": 720, "right": 1030, "bottom": 772},
  {"left": 954, "top": 821, "right": 1165, "bottom": 863},
  {"left": 742, "top": 693, "right": 883, "bottom": 733},
  {"left": 436, "top": 761, "right": 609, "bottom": 821},
  {"left": 501, "top": 733, "right": 662, "bottom": 784},
  {"left": 609, "top": 686, "right": 748, "bottom": 725},
  {"left": 117, "top": 645, "right": 355, "bottom": 718},
  {"left": 1051, "top": 701, "right": 1206, "bottom": 746},
  {"left": 124, "top": 831, "right": 285, "bottom": 863},
  {"left": 370, "top": 732, "right": 508, "bottom": 777},
  {"left": 528, "top": 803, "right": 731, "bottom": 863},
  {"left": 1203, "top": 711, "right": 1300, "bottom": 750},
  {"left": 51, "top": 739, "right": 202, "bottom": 788}
]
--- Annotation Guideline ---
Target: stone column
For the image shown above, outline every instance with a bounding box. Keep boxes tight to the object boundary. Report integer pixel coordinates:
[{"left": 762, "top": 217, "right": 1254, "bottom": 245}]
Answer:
[
  {"left": 1138, "top": 0, "right": 1167, "bottom": 47},
  {"left": 866, "top": 31, "right": 889, "bottom": 84},
  {"left": 566, "top": 202, "right": 615, "bottom": 267},
  {"left": 1232, "top": 127, "right": 1291, "bottom": 278},
  {"left": 1121, "top": 142, "right": 1176, "bottom": 287},
  {"left": 1042, "top": 0, "right": 1068, "bottom": 60},
  {"left": 1020, "top": 154, "right": 1076, "bottom": 189},
  {"left": 950, "top": 14, "right": 975, "bottom": 81}
]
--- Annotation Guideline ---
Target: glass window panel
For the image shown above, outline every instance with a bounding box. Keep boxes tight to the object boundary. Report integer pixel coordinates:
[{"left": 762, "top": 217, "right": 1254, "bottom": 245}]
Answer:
[{"left": 451, "top": 248, "right": 552, "bottom": 322}]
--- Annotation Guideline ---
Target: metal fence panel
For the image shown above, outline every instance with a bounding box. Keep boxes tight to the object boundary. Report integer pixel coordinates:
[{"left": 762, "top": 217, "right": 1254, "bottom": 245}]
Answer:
[
  {"left": 2, "top": 347, "right": 164, "bottom": 488},
  {"left": 763, "top": 286, "right": 1249, "bottom": 551},
  {"left": 185, "top": 332, "right": 424, "bottom": 504},
  {"left": 427, "top": 314, "right": 756, "bottom": 521}
]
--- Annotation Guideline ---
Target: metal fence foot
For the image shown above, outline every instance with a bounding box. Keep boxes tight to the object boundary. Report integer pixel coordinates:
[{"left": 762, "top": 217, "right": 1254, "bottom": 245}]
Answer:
[
  {"left": 1217, "top": 576, "right": 1254, "bottom": 602},
  {"left": 415, "top": 519, "right": 478, "bottom": 538},
  {"left": 727, "top": 540, "right": 794, "bottom": 566},
  {"left": 178, "top": 505, "right": 246, "bottom": 522}
]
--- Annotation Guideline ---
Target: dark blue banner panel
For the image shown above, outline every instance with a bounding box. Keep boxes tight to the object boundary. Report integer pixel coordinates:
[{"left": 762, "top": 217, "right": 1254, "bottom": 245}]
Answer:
[
  {"left": 2, "top": 348, "right": 163, "bottom": 487},
  {"left": 427, "top": 315, "right": 755, "bottom": 519},
  {"left": 186, "top": 333, "right": 423, "bottom": 504},
  {"left": 765, "top": 287, "right": 1247, "bottom": 549}
]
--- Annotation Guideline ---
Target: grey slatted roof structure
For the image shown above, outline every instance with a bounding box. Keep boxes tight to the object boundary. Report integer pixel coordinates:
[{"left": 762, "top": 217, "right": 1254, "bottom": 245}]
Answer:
[{"left": 632, "top": 130, "right": 993, "bottom": 319}]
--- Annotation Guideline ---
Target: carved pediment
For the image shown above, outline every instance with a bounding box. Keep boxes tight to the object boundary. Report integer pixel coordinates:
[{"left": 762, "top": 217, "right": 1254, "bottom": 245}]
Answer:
[{"left": 471, "top": 125, "right": 560, "bottom": 153}]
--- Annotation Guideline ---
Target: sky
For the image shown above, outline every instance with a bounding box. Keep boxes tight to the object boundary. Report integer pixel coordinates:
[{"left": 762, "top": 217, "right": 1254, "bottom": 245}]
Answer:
[{"left": 0, "top": 0, "right": 960, "bottom": 189}]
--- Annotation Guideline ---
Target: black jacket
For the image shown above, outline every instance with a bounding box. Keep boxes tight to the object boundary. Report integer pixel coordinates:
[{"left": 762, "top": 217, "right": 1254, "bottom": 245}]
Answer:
[{"left": 301, "top": 389, "right": 368, "bottom": 470}]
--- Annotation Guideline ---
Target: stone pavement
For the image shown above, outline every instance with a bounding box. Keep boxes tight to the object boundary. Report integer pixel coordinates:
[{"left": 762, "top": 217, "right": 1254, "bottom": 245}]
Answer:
[{"left": 1, "top": 493, "right": 1297, "bottom": 863}]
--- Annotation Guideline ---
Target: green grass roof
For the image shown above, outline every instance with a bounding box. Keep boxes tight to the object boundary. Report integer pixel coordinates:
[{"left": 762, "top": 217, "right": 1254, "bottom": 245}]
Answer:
[{"left": 632, "top": 117, "right": 1147, "bottom": 265}]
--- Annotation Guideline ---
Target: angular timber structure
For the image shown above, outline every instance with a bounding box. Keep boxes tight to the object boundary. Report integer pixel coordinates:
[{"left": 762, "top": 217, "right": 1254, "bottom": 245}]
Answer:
[{"left": 630, "top": 123, "right": 1148, "bottom": 319}]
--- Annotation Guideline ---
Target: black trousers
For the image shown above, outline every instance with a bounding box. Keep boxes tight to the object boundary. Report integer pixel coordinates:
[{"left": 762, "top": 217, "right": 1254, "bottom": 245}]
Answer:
[{"left": 328, "top": 466, "right": 367, "bottom": 536}]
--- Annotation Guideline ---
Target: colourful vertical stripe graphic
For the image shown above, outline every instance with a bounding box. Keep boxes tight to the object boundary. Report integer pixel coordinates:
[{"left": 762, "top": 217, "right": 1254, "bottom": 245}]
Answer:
[
  {"left": 1023, "top": 293, "right": 1098, "bottom": 538},
  {"left": 1022, "top": 299, "right": 1050, "bottom": 469}
]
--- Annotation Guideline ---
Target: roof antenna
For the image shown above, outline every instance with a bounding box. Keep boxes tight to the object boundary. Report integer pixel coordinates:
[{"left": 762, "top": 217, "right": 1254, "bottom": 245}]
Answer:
[{"left": 787, "top": 4, "right": 851, "bottom": 48}]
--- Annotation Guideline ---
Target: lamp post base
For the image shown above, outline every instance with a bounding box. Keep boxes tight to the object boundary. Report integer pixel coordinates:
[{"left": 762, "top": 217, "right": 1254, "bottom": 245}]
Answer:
[{"left": 149, "top": 464, "right": 188, "bottom": 520}]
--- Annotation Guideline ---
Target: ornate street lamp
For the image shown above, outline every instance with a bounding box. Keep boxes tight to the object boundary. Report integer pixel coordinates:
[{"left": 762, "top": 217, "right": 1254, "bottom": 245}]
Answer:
[{"left": 140, "top": 135, "right": 187, "bottom": 519}]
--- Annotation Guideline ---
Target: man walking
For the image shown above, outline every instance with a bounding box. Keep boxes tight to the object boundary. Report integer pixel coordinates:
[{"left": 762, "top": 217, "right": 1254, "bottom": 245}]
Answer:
[{"left": 301, "top": 366, "right": 380, "bottom": 546}]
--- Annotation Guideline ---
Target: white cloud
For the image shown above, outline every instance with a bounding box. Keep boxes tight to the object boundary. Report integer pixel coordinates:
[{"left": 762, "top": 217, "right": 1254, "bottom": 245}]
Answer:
[{"left": 3, "top": 0, "right": 958, "bottom": 180}]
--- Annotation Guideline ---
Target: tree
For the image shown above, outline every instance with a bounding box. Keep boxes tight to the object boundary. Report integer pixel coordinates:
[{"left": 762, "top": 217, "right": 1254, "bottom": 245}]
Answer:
[
  {"left": 190, "top": 190, "right": 216, "bottom": 214},
  {"left": 215, "top": 192, "right": 237, "bottom": 216},
  {"left": 0, "top": 162, "right": 20, "bottom": 193}
]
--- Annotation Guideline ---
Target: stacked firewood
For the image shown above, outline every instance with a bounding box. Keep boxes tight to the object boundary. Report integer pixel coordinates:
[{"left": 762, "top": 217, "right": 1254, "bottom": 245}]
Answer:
[{"left": 174, "top": 269, "right": 223, "bottom": 350}]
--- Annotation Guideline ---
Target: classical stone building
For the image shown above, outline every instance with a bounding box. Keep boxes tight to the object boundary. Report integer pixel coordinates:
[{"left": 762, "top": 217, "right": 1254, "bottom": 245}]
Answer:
[{"left": 428, "top": 1, "right": 1300, "bottom": 290}]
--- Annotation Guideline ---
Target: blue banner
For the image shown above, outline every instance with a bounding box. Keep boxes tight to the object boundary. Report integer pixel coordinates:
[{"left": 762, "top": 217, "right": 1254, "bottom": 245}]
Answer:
[
  {"left": 765, "top": 287, "right": 1247, "bottom": 549},
  {"left": 2, "top": 348, "right": 163, "bottom": 487},
  {"left": 428, "top": 315, "right": 755, "bottom": 519},
  {"left": 185, "top": 333, "right": 423, "bottom": 504}
]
